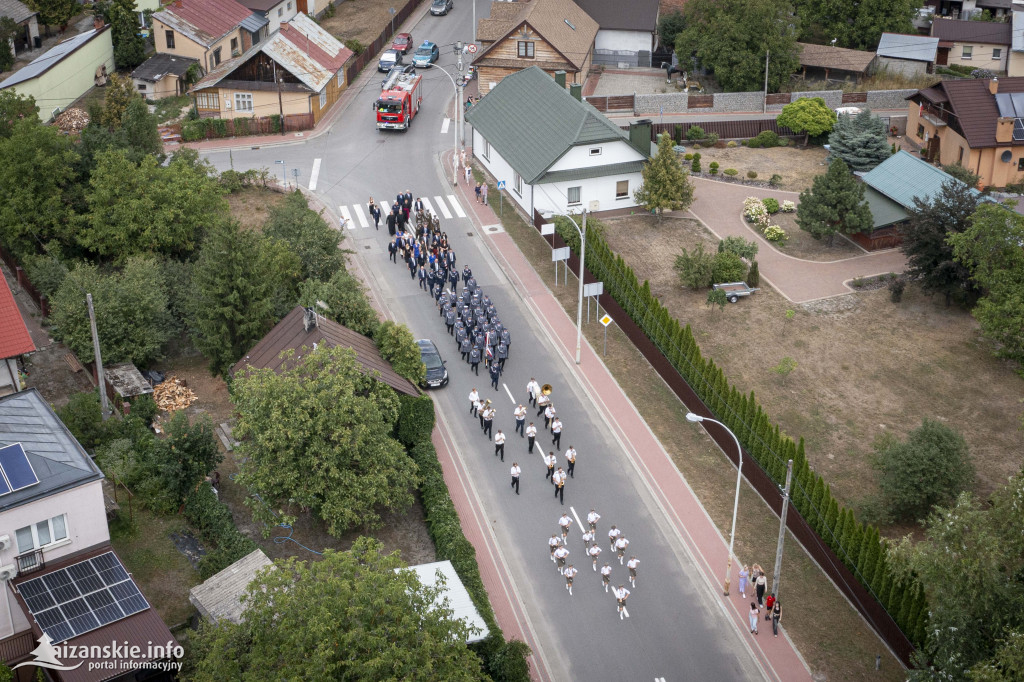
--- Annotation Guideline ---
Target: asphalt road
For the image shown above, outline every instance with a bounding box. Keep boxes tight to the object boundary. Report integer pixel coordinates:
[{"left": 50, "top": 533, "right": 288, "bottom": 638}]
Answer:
[{"left": 200, "top": 3, "right": 767, "bottom": 680}]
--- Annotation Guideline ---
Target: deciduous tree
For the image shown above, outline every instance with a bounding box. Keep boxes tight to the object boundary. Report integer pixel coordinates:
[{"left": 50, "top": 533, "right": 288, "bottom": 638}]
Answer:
[
  {"left": 793, "top": 0, "right": 920, "bottom": 49},
  {"left": 0, "top": 18, "right": 18, "bottom": 72},
  {"left": 375, "top": 320, "right": 426, "bottom": 385},
  {"left": 27, "top": 0, "right": 79, "bottom": 29},
  {"left": 828, "top": 109, "right": 891, "bottom": 172},
  {"left": 297, "top": 269, "right": 379, "bottom": 337},
  {"left": 185, "top": 538, "right": 483, "bottom": 680},
  {"left": 903, "top": 178, "right": 982, "bottom": 306},
  {"left": 657, "top": 10, "right": 686, "bottom": 54},
  {"left": 100, "top": 73, "right": 137, "bottom": 128},
  {"left": 777, "top": 97, "right": 837, "bottom": 145},
  {"left": 674, "top": 241, "right": 714, "bottom": 289},
  {"left": 633, "top": 133, "right": 694, "bottom": 218},
  {"left": 232, "top": 347, "right": 418, "bottom": 535},
  {"left": 263, "top": 190, "right": 344, "bottom": 281},
  {"left": 796, "top": 158, "right": 873, "bottom": 246},
  {"left": 0, "top": 90, "right": 38, "bottom": 139}
]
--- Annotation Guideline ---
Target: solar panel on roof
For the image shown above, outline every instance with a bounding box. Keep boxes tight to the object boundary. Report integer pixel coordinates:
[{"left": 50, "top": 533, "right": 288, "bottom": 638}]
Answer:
[
  {"left": 0, "top": 443, "right": 39, "bottom": 493},
  {"left": 18, "top": 552, "right": 150, "bottom": 643},
  {"left": 996, "top": 93, "right": 1014, "bottom": 117},
  {"left": 1011, "top": 93, "right": 1024, "bottom": 118},
  {"left": 1014, "top": 119, "right": 1024, "bottom": 142}
]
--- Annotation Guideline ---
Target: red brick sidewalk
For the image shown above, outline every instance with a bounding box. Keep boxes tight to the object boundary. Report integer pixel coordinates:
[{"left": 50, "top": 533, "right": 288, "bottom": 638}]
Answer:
[{"left": 444, "top": 149, "right": 813, "bottom": 682}]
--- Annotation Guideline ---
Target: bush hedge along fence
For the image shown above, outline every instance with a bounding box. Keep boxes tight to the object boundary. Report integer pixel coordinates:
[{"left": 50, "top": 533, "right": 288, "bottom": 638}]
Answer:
[
  {"left": 184, "top": 482, "right": 260, "bottom": 579},
  {"left": 555, "top": 218, "right": 927, "bottom": 653}
]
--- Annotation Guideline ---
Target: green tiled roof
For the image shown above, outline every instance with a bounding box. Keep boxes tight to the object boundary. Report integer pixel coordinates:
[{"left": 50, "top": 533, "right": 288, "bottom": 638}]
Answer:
[
  {"left": 861, "top": 151, "right": 980, "bottom": 210},
  {"left": 538, "top": 160, "right": 646, "bottom": 183},
  {"left": 466, "top": 66, "right": 633, "bottom": 184},
  {"left": 862, "top": 186, "right": 910, "bottom": 229}
]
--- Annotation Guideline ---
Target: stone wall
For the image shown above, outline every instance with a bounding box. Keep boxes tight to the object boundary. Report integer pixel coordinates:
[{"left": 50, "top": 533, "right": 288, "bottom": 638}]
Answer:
[
  {"left": 630, "top": 88, "right": 918, "bottom": 115},
  {"left": 766, "top": 90, "right": 843, "bottom": 112},
  {"left": 865, "top": 89, "right": 916, "bottom": 110}
]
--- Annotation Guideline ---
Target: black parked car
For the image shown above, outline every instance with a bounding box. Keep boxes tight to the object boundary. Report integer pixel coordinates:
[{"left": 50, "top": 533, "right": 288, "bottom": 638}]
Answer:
[{"left": 417, "top": 339, "right": 448, "bottom": 388}]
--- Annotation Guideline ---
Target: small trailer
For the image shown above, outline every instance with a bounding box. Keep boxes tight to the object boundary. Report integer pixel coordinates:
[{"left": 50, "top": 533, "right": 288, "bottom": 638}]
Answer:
[{"left": 713, "top": 282, "right": 760, "bottom": 303}]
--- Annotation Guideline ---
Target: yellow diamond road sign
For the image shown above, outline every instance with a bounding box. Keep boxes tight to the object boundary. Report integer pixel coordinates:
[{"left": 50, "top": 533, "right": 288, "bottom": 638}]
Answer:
[{"left": 600, "top": 314, "right": 612, "bottom": 327}]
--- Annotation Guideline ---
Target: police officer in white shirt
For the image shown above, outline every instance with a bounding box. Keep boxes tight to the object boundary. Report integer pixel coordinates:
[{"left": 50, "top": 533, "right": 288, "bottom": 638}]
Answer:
[
  {"left": 510, "top": 462, "right": 521, "bottom": 494},
  {"left": 494, "top": 430, "right": 506, "bottom": 460},
  {"left": 587, "top": 509, "right": 601, "bottom": 534},
  {"left": 526, "top": 378, "right": 540, "bottom": 407},
  {"left": 514, "top": 404, "right": 527, "bottom": 437},
  {"left": 468, "top": 388, "right": 480, "bottom": 415},
  {"left": 526, "top": 422, "right": 538, "bottom": 454}
]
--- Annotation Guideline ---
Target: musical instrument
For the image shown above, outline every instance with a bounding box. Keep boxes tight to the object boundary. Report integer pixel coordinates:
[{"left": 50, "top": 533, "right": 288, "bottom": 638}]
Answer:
[{"left": 541, "top": 384, "right": 553, "bottom": 395}]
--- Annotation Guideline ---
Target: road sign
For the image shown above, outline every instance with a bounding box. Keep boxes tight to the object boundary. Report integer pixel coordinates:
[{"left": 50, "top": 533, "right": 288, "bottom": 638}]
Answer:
[
  {"left": 600, "top": 314, "right": 612, "bottom": 327},
  {"left": 552, "top": 247, "right": 570, "bottom": 262},
  {"left": 467, "top": 43, "right": 478, "bottom": 53},
  {"left": 540, "top": 223, "right": 555, "bottom": 236},
  {"left": 583, "top": 282, "right": 604, "bottom": 297},
  {"left": 497, "top": 180, "right": 506, "bottom": 189}
]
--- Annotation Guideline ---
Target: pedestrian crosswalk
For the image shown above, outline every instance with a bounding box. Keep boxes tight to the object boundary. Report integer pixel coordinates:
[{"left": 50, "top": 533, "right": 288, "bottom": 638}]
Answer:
[{"left": 338, "top": 194, "right": 467, "bottom": 229}]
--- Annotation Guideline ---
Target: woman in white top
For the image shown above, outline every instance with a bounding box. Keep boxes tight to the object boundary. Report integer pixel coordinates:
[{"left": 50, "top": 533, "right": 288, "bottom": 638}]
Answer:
[{"left": 749, "top": 602, "right": 760, "bottom": 635}]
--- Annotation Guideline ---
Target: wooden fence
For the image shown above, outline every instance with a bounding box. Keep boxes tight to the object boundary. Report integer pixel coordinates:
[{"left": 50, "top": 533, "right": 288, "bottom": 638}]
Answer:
[
  {"left": 529, "top": 210, "right": 916, "bottom": 665},
  {"left": 583, "top": 94, "right": 635, "bottom": 112},
  {"left": 629, "top": 118, "right": 801, "bottom": 142}
]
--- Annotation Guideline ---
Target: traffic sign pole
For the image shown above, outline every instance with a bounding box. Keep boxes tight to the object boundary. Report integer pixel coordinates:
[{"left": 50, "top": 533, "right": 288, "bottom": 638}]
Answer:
[{"left": 600, "top": 313, "right": 612, "bottom": 357}]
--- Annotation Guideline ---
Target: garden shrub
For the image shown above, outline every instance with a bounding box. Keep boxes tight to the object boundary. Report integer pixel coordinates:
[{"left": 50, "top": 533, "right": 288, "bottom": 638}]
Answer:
[
  {"left": 343, "top": 38, "right": 364, "bottom": 55},
  {"left": 748, "top": 130, "right": 781, "bottom": 148},
  {"left": 709, "top": 161, "right": 719, "bottom": 175},
  {"left": 764, "top": 225, "right": 786, "bottom": 242},
  {"left": 128, "top": 394, "right": 158, "bottom": 425},
  {"left": 23, "top": 252, "right": 69, "bottom": 297},
  {"left": 888, "top": 277, "right": 906, "bottom": 303},
  {"left": 396, "top": 394, "right": 436, "bottom": 447},
  {"left": 711, "top": 251, "right": 747, "bottom": 283},
  {"left": 704, "top": 132, "right": 719, "bottom": 146},
  {"left": 743, "top": 197, "right": 769, "bottom": 227},
  {"left": 723, "top": 168, "right": 738, "bottom": 176},
  {"left": 686, "top": 125, "right": 706, "bottom": 141},
  {"left": 718, "top": 235, "right": 758, "bottom": 260},
  {"left": 183, "top": 483, "right": 259, "bottom": 579},
  {"left": 762, "top": 197, "right": 780, "bottom": 214},
  {"left": 690, "top": 153, "right": 701, "bottom": 173},
  {"left": 726, "top": 140, "right": 738, "bottom": 148},
  {"left": 769, "top": 174, "right": 783, "bottom": 187},
  {"left": 57, "top": 391, "right": 109, "bottom": 451},
  {"left": 747, "top": 171, "right": 758, "bottom": 179},
  {"left": 781, "top": 200, "right": 796, "bottom": 212},
  {"left": 683, "top": 153, "right": 693, "bottom": 161},
  {"left": 674, "top": 124, "right": 683, "bottom": 143},
  {"left": 746, "top": 260, "right": 760, "bottom": 287}
]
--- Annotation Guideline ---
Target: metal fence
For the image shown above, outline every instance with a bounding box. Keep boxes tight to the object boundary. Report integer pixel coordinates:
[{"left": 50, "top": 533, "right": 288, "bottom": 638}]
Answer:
[
  {"left": 344, "top": 0, "right": 424, "bottom": 85},
  {"left": 593, "top": 49, "right": 652, "bottom": 68},
  {"left": 627, "top": 118, "right": 802, "bottom": 142}
]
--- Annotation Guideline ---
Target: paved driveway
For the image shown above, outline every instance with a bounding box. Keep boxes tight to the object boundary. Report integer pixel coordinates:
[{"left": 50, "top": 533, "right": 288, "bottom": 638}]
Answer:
[{"left": 687, "top": 177, "right": 907, "bottom": 303}]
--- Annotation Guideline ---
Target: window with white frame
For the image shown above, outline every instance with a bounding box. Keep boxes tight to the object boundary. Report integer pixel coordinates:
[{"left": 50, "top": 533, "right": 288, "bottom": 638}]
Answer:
[
  {"left": 993, "top": 48, "right": 1002, "bottom": 60},
  {"left": 616, "top": 180, "right": 629, "bottom": 199},
  {"left": 567, "top": 186, "right": 581, "bottom": 205},
  {"left": 962, "top": 46, "right": 973, "bottom": 59},
  {"left": 337, "top": 71, "right": 343, "bottom": 87},
  {"left": 278, "top": 7, "right": 283, "bottom": 16},
  {"left": 589, "top": 147, "right": 602, "bottom": 156},
  {"left": 196, "top": 92, "right": 219, "bottom": 109},
  {"left": 514, "top": 172, "right": 522, "bottom": 196},
  {"left": 320, "top": 89, "right": 327, "bottom": 109},
  {"left": 483, "top": 140, "right": 490, "bottom": 161},
  {"left": 234, "top": 92, "right": 254, "bottom": 112},
  {"left": 16, "top": 515, "right": 68, "bottom": 554}
]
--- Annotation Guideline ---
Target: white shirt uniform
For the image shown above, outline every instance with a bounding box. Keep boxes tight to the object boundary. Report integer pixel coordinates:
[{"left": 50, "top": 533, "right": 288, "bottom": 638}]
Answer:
[
  {"left": 537, "top": 394, "right": 550, "bottom": 409},
  {"left": 495, "top": 432, "right": 506, "bottom": 445},
  {"left": 627, "top": 557, "right": 640, "bottom": 575},
  {"left": 552, "top": 470, "right": 565, "bottom": 486},
  {"left": 587, "top": 510, "right": 601, "bottom": 530},
  {"left": 558, "top": 514, "right": 572, "bottom": 533},
  {"left": 551, "top": 419, "right": 562, "bottom": 434},
  {"left": 565, "top": 447, "right": 577, "bottom": 462},
  {"left": 469, "top": 389, "right": 480, "bottom": 404},
  {"left": 588, "top": 545, "right": 602, "bottom": 562},
  {"left": 615, "top": 537, "right": 630, "bottom": 554},
  {"left": 564, "top": 566, "right": 577, "bottom": 581},
  {"left": 549, "top": 536, "right": 561, "bottom": 556},
  {"left": 526, "top": 424, "right": 538, "bottom": 438},
  {"left": 614, "top": 586, "right": 630, "bottom": 602},
  {"left": 527, "top": 380, "right": 540, "bottom": 398},
  {"left": 608, "top": 527, "right": 621, "bottom": 549},
  {"left": 544, "top": 406, "right": 555, "bottom": 421},
  {"left": 601, "top": 564, "right": 613, "bottom": 582},
  {"left": 473, "top": 399, "right": 483, "bottom": 412},
  {"left": 514, "top": 405, "right": 527, "bottom": 421},
  {"left": 545, "top": 454, "right": 556, "bottom": 469},
  {"left": 581, "top": 530, "right": 594, "bottom": 547},
  {"left": 511, "top": 465, "right": 521, "bottom": 478}
]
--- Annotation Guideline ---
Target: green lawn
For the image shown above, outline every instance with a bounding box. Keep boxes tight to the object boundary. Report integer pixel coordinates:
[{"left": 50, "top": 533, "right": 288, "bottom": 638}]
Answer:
[{"left": 152, "top": 95, "right": 191, "bottom": 124}]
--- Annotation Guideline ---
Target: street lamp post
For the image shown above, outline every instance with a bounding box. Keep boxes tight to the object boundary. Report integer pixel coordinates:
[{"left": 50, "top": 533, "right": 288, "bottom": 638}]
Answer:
[
  {"left": 686, "top": 413, "right": 743, "bottom": 596},
  {"left": 542, "top": 209, "right": 587, "bottom": 364},
  {"left": 426, "top": 63, "right": 460, "bottom": 185}
]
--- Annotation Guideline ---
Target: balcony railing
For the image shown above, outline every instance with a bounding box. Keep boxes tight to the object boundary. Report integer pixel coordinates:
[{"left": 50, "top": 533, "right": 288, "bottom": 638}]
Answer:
[
  {"left": 0, "top": 631, "right": 35, "bottom": 663},
  {"left": 14, "top": 548, "right": 44, "bottom": 575}
]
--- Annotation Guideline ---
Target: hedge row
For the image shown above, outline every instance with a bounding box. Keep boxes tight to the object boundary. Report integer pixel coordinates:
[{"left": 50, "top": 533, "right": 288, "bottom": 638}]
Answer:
[
  {"left": 409, "top": 440, "right": 531, "bottom": 681},
  {"left": 180, "top": 115, "right": 283, "bottom": 142},
  {"left": 183, "top": 483, "right": 259, "bottom": 579},
  {"left": 396, "top": 394, "right": 436, "bottom": 447},
  {"left": 560, "top": 219, "right": 928, "bottom": 647}
]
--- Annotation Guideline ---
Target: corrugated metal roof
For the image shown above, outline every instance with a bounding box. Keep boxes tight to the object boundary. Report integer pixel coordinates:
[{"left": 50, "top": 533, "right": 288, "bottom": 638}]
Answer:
[
  {"left": 466, "top": 66, "right": 633, "bottom": 184},
  {"left": 930, "top": 17, "right": 1012, "bottom": 45},
  {"left": 572, "top": 0, "right": 658, "bottom": 32},
  {"left": 876, "top": 33, "right": 939, "bottom": 63},
  {"left": 539, "top": 159, "right": 645, "bottom": 183},
  {"left": 190, "top": 549, "right": 274, "bottom": 623},
  {"left": 861, "top": 150, "right": 980, "bottom": 209},
  {"left": 0, "top": 0, "right": 36, "bottom": 25},
  {"left": 240, "top": 11, "right": 268, "bottom": 32},
  {"left": 152, "top": 0, "right": 252, "bottom": 48},
  {"left": 131, "top": 53, "right": 197, "bottom": 82},
  {"left": 400, "top": 561, "right": 490, "bottom": 643},
  {"left": 0, "top": 275, "right": 33, "bottom": 358},
  {"left": 1013, "top": 10, "right": 1024, "bottom": 53},
  {"left": 0, "top": 27, "right": 108, "bottom": 90},
  {"left": 862, "top": 185, "right": 910, "bottom": 229},
  {"left": 474, "top": 0, "right": 598, "bottom": 70},
  {"left": 230, "top": 306, "right": 418, "bottom": 396},
  {"left": 0, "top": 389, "right": 104, "bottom": 511},
  {"left": 103, "top": 363, "right": 154, "bottom": 398}
]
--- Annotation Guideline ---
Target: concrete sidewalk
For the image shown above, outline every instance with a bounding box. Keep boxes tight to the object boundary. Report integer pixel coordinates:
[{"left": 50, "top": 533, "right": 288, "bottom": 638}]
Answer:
[{"left": 446, "top": 149, "right": 813, "bottom": 682}]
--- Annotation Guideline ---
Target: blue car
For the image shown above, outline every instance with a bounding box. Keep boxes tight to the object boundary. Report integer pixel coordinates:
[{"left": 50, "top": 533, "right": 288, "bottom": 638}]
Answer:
[{"left": 413, "top": 41, "right": 440, "bottom": 68}]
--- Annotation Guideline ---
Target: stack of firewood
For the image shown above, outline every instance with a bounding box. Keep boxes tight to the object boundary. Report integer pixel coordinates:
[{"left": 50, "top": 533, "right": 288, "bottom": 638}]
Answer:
[
  {"left": 54, "top": 108, "right": 90, "bottom": 134},
  {"left": 153, "top": 376, "right": 197, "bottom": 411}
]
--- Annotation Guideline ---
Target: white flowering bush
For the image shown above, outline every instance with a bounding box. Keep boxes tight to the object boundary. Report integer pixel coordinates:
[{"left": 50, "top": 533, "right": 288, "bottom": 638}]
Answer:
[
  {"left": 743, "top": 197, "right": 770, "bottom": 227},
  {"left": 781, "top": 200, "right": 796, "bottom": 213},
  {"left": 764, "top": 225, "right": 786, "bottom": 242}
]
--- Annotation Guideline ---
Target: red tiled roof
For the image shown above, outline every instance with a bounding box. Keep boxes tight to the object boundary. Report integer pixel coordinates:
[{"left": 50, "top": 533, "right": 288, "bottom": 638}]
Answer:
[
  {"left": 0, "top": 275, "right": 34, "bottom": 359},
  {"left": 157, "top": 0, "right": 252, "bottom": 46}
]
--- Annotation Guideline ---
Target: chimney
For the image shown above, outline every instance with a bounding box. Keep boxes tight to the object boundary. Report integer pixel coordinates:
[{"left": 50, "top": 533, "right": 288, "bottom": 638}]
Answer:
[
  {"left": 302, "top": 307, "right": 319, "bottom": 332},
  {"left": 569, "top": 83, "right": 582, "bottom": 101},
  {"left": 996, "top": 117, "right": 1014, "bottom": 143},
  {"left": 629, "top": 118, "right": 653, "bottom": 155},
  {"left": 990, "top": 78, "right": 999, "bottom": 96},
  {"left": 93, "top": 16, "right": 104, "bottom": 30},
  {"left": 554, "top": 70, "right": 566, "bottom": 88}
]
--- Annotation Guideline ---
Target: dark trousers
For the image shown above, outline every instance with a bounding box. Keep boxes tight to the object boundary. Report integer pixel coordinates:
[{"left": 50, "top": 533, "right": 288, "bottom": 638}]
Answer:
[
  {"left": 498, "top": 357, "right": 506, "bottom": 368},
  {"left": 772, "top": 615, "right": 780, "bottom": 636},
  {"left": 447, "top": 323, "right": 454, "bottom": 335},
  {"left": 515, "top": 419, "right": 525, "bottom": 436},
  {"left": 545, "top": 416, "right": 552, "bottom": 430},
  {"left": 552, "top": 432, "right": 561, "bottom": 449},
  {"left": 546, "top": 466, "right": 554, "bottom": 481},
  {"left": 461, "top": 351, "right": 468, "bottom": 361},
  {"left": 555, "top": 484, "right": 564, "bottom": 504},
  {"left": 495, "top": 443, "right": 504, "bottom": 460},
  {"left": 511, "top": 476, "right": 519, "bottom": 494},
  {"left": 484, "top": 421, "right": 493, "bottom": 439},
  {"left": 389, "top": 251, "right": 397, "bottom": 263},
  {"left": 479, "top": 413, "right": 485, "bottom": 429},
  {"left": 409, "top": 267, "right": 416, "bottom": 279},
  {"left": 756, "top": 584, "right": 766, "bottom": 607},
  {"left": 490, "top": 374, "right": 499, "bottom": 390},
  {"left": 471, "top": 361, "right": 479, "bottom": 375},
  {"left": 419, "top": 278, "right": 428, "bottom": 291},
  {"left": 537, "top": 404, "right": 546, "bottom": 417},
  {"left": 529, "top": 392, "right": 536, "bottom": 407},
  {"left": 567, "top": 460, "right": 575, "bottom": 478},
  {"left": 471, "top": 403, "right": 478, "bottom": 416},
  {"left": 528, "top": 436, "right": 535, "bottom": 453}
]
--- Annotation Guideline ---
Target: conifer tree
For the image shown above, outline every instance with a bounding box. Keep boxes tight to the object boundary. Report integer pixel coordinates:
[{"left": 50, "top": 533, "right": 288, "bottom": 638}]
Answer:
[
  {"left": 827, "top": 110, "right": 891, "bottom": 172},
  {"left": 633, "top": 133, "right": 695, "bottom": 219},
  {"left": 796, "top": 158, "right": 874, "bottom": 246}
]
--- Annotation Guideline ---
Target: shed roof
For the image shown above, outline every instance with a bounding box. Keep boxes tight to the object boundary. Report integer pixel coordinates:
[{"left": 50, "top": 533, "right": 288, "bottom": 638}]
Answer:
[
  {"left": 131, "top": 53, "right": 197, "bottom": 82},
  {"left": 189, "top": 549, "right": 274, "bottom": 623},
  {"left": 152, "top": 0, "right": 253, "bottom": 48},
  {"left": 104, "top": 363, "right": 154, "bottom": 399},
  {"left": 862, "top": 185, "right": 910, "bottom": 229},
  {"left": 861, "top": 150, "right": 980, "bottom": 209},
  {"left": 236, "top": 0, "right": 283, "bottom": 12},
  {"left": 876, "top": 33, "right": 939, "bottom": 63},
  {"left": 474, "top": 0, "right": 598, "bottom": 70},
  {"left": 797, "top": 42, "right": 876, "bottom": 73},
  {"left": 400, "top": 561, "right": 490, "bottom": 643},
  {"left": 571, "top": 0, "right": 658, "bottom": 32},
  {"left": 230, "top": 306, "right": 419, "bottom": 396},
  {"left": 0, "top": 0, "right": 36, "bottom": 24},
  {"left": 0, "top": 275, "right": 33, "bottom": 359},
  {"left": 466, "top": 66, "right": 635, "bottom": 184},
  {"left": 0, "top": 26, "right": 109, "bottom": 90},
  {"left": 0, "top": 388, "right": 104, "bottom": 511},
  {"left": 930, "top": 17, "right": 1012, "bottom": 45},
  {"left": 240, "top": 11, "right": 269, "bottom": 33}
]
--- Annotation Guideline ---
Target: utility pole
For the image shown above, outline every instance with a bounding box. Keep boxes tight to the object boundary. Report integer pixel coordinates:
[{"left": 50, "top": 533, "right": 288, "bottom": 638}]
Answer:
[
  {"left": 762, "top": 50, "right": 770, "bottom": 114},
  {"left": 86, "top": 294, "right": 110, "bottom": 420},
  {"left": 456, "top": 41, "right": 466, "bottom": 147},
  {"left": 771, "top": 459, "right": 793, "bottom": 599}
]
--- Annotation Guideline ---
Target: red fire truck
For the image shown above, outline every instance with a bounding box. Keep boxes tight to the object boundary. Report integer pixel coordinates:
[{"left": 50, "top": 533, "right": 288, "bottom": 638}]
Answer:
[{"left": 375, "top": 70, "right": 422, "bottom": 131}]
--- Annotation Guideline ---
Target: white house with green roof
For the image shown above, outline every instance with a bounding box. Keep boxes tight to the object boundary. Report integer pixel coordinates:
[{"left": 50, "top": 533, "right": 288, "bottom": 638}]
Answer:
[{"left": 465, "top": 66, "right": 650, "bottom": 218}]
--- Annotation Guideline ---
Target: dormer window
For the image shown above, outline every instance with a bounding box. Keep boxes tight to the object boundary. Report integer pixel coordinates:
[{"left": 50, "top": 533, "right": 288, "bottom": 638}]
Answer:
[{"left": 518, "top": 41, "right": 535, "bottom": 58}]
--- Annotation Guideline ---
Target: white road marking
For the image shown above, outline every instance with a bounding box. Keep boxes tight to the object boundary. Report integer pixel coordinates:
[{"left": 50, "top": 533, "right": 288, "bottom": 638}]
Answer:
[
  {"left": 623, "top": 607, "right": 630, "bottom": 618},
  {"left": 308, "top": 158, "right": 321, "bottom": 191},
  {"left": 421, "top": 196, "right": 436, "bottom": 218},
  {"left": 433, "top": 195, "right": 452, "bottom": 219},
  {"left": 570, "top": 506, "right": 584, "bottom": 536},
  {"left": 339, "top": 205, "right": 354, "bottom": 229},
  {"left": 447, "top": 194, "right": 467, "bottom": 218},
  {"left": 353, "top": 203, "right": 369, "bottom": 228},
  {"left": 502, "top": 383, "right": 515, "bottom": 403},
  {"left": 441, "top": 117, "right": 450, "bottom": 134},
  {"left": 380, "top": 200, "right": 391, "bottom": 215}
]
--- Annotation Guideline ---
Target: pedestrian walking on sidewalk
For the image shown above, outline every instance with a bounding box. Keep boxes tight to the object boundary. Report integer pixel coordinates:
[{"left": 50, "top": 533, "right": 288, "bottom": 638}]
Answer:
[
  {"left": 608, "top": 525, "right": 621, "bottom": 552},
  {"left": 615, "top": 536, "right": 630, "bottom": 564},
  {"left": 738, "top": 565, "right": 749, "bottom": 598},
  {"left": 771, "top": 601, "right": 782, "bottom": 637},
  {"left": 510, "top": 462, "right": 521, "bottom": 494},
  {"left": 554, "top": 545, "right": 569, "bottom": 575},
  {"left": 514, "top": 404, "right": 527, "bottom": 436},
  {"left": 481, "top": 182, "right": 489, "bottom": 206},
  {"left": 614, "top": 586, "right": 631, "bottom": 620},
  {"left": 527, "top": 378, "right": 540, "bottom": 407},
  {"left": 545, "top": 451, "right": 555, "bottom": 482},
  {"left": 465, "top": 165, "right": 472, "bottom": 184},
  {"left": 565, "top": 446, "right": 576, "bottom": 477},
  {"left": 755, "top": 570, "right": 767, "bottom": 608},
  {"left": 475, "top": 182, "right": 482, "bottom": 203},
  {"left": 469, "top": 388, "right": 480, "bottom": 416},
  {"left": 587, "top": 509, "right": 601, "bottom": 534},
  {"left": 558, "top": 513, "right": 573, "bottom": 540},
  {"left": 494, "top": 430, "right": 505, "bottom": 460},
  {"left": 749, "top": 603, "right": 760, "bottom": 635},
  {"left": 551, "top": 418, "right": 563, "bottom": 450},
  {"left": 601, "top": 563, "right": 612, "bottom": 592},
  {"left": 527, "top": 423, "right": 537, "bottom": 453},
  {"left": 588, "top": 543, "right": 602, "bottom": 571},
  {"left": 553, "top": 467, "right": 566, "bottom": 505},
  {"left": 564, "top": 564, "right": 577, "bottom": 595},
  {"left": 627, "top": 556, "right": 639, "bottom": 588},
  {"left": 548, "top": 534, "right": 560, "bottom": 563}
]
